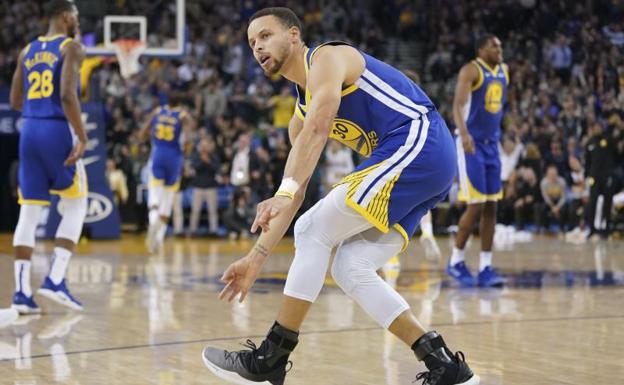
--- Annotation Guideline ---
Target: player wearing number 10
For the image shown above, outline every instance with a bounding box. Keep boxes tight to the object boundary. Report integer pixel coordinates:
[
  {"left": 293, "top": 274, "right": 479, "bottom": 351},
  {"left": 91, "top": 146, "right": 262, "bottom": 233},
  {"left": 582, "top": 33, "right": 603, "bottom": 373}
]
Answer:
[
  {"left": 140, "top": 93, "right": 193, "bottom": 253},
  {"left": 9, "top": 0, "right": 87, "bottom": 314}
]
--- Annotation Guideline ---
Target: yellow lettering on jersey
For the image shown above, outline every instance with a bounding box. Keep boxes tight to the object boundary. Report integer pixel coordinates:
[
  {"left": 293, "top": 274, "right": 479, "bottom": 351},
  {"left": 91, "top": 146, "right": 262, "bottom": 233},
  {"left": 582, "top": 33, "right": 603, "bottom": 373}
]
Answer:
[
  {"left": 25, "top": 52, "right": 59, "bottom": 70},
  {"left": 155, "top": 123, "right": 175, "bottom": 141},
  {"left": 330, "top": 118, "right": 375, "bottom": 157},
  {"left": 484, "top": 81, "right": 503, "bottom": 114},
  {"left": 157, "top": 115, "right": 178, "bottom": 125},
  {"left": 27, "top": 69, "right": 54, "bottom": 100}
]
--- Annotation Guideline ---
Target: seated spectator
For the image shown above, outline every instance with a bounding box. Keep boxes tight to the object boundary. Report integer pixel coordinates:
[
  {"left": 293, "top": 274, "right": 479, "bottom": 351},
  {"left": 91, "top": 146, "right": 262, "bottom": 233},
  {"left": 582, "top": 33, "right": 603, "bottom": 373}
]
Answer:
[
  {"left": 540, "top": 165, "right": 568, "bottom": 232},
  {"left": 106, "top": 159, "right": 128, "bottom": 206},
  {"left": 223, "top": 188, "right": 255, "bottom": 240},
  {"left": 513, "top": 167, "right": 541, "bottom": 230}
]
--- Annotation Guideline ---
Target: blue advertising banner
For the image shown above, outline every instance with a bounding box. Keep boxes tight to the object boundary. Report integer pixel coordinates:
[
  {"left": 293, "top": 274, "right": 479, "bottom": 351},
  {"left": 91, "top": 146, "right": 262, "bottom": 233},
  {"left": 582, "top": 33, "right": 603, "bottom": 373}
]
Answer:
[
  {"left": 0, "top": 86, "right": 22, "bottom": 135},
  {"left": 45, "top": 102, "right": 121, "bottom": 239}
]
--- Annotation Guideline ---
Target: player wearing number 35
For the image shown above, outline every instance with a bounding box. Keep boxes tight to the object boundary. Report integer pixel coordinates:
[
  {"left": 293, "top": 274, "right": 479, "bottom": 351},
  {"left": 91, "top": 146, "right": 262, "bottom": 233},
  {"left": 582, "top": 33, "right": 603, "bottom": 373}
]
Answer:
[
  {"left": 202, "top": 7, "right": 479, "bottom": 385},
  {"left": 8, "top": 0, "right": 88, "bottom": 315},
  {"left": 139, "top": 92, "right": 194, "bottom": 254}
]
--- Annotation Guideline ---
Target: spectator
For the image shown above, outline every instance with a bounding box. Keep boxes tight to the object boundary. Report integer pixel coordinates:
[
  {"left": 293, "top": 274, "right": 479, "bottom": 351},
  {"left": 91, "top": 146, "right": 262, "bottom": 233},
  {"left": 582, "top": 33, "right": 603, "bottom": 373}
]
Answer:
[
  {"left": 540, "top": 165, "right": 568, "bottom": 232},
  {"left": 223, "top": 188, "right": 255, "bottom": 240},
  {"left": 548, "top": 34, "right": 573, "bottom": 84},
  {"left": 267, "top": 85, "right": 296, "bottom": 133},
  {"left": 195, "top": 78, "right": 227, "bottom": 130},
  {"left": 106, "top": 159, "right": 129, "bottom": 206},
  {"left": 230, "top": 131, "right": 253, "bottom": 189},
  {"left": 513, "top": 167, "right": 541, "bottom": 230},
  {"left": 189, "top": 138, "right": 221, "bottom": 236},
  {"left": 322, "top": 140, "right": 354, "bottom": 195},
  {"left": 499, "top": 135, "right": 524, "bottom": 183}
]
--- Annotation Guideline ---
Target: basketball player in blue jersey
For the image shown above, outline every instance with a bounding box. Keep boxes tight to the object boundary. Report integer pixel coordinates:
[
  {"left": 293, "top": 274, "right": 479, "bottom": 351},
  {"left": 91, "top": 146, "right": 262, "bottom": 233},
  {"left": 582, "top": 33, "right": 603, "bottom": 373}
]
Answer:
[
  {"left": 8, "top": 0, "right": 87, "bottom": 314},
  {"left": 202, "top": 8, "right": 478, "bottom": 385},
  {"left": 447, "top": 34, "right": 508, "bottom": 288},
  {"left": 140, "top": 93, "right": 194, "bottom": 253}
]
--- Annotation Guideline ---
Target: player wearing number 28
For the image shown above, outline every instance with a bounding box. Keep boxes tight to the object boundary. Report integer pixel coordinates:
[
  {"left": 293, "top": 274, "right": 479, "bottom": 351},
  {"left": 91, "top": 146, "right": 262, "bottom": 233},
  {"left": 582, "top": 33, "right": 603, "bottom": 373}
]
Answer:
[
  {"left": 9, "top": 0, "right": 88, "bottom": 314},
  {"left": 202, "top": 7, "right": 478, "bottom": 385}
]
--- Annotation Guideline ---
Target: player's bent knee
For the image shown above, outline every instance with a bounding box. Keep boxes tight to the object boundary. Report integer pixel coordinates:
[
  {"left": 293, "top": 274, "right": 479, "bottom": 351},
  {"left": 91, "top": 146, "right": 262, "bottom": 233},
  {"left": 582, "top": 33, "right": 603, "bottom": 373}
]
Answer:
[{"left": 13, "top": 205, "right": 43, "bottom": 248}]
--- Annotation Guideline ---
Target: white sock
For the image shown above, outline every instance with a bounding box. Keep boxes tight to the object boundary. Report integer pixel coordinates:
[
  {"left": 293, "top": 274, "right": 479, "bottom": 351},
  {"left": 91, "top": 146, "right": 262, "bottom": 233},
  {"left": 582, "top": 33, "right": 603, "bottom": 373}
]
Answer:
[
  {"left": 14, "top": 260, "right": 32, "bottom": 296},
  {"left": 449, "top": 247, "right": 465, "bottom": 266},
  {"left": 49, "top": 247, "right": 72, "bottom": 285},
  {"left": 149, "top": 208, "right": 159, "bottom": 226},
  {"left": 420, "top": 221, "right": 433, "bottom": 237},
  {"left": 479, "top": 251, "right": 492, "bottom": 272}
]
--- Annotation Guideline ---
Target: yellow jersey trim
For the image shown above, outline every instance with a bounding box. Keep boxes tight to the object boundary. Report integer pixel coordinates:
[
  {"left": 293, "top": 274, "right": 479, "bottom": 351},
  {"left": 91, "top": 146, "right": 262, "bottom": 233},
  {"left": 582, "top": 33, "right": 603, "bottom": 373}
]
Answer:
[
  {"left": 341, "top": 84, "right": 358, "bottom": 97},
  {"left": 501, "top": 63, "right": 509, "bottom": 84},
  {"left": 295, "top": 108, "right": 305, "bottom": 120},
  {"left": 23, "top": 43, "right": 32, "bottom": 56},
  {"left": 49, "top": 165, "right": 88, "bottom": 199},
  {"left": 345, "top": 197, "right": 389, "bottom": 233},
  {"left": 150, "top": 177, "right": 165, "bottom": 187},
  {"left": 17, "top": 190, "right": 50, "bottom": 206},
  {"left": 471, "top": 61, "right": 484, "bottom": 91},
  {"left": 59, "top": 37, "right": 73, "bottom": 50},
  {"left": 38, "top": 34, "right": 65, "bottom": 42},
  {"left": 476, "top": 58, "right": 499, "bottom": 76},
  {"left": 303, "top": 47, "right": 310, "bottom": 75},
  {"left": 392, "top": 224, "right": 409, "bottom": 253},
  {"left": 457, "top": 175, "right": 503, "bottom": 203},
  {"left": 165, "top": 179, "right": 180, "bottom": 191}
]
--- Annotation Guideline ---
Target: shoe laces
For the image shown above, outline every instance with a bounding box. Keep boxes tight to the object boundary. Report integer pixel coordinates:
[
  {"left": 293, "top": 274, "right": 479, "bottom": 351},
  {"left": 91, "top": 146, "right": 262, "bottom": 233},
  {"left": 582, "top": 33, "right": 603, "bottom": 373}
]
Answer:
[
  {"left": 414, "top": 351, "right": 465, "bottom": 385},
  {"left": 223, "top": 339, "right": 293, "bottom": 374}
]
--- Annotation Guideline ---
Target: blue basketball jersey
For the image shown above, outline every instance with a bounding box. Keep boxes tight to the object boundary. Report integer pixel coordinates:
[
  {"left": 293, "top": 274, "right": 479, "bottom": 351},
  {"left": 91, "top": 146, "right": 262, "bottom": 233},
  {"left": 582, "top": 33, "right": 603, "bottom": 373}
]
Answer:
[
  {"left": 295, "top": 42, "right": 436, "bottom": 157},
  {"left": 22, "top": 34, "right": 74, "bottom": 119},
  {"left": 464, "top": 58, "right": 508, "bottom": 142},
  {"left": 151, "top": 105, "right": 186, "bottom": 152}
]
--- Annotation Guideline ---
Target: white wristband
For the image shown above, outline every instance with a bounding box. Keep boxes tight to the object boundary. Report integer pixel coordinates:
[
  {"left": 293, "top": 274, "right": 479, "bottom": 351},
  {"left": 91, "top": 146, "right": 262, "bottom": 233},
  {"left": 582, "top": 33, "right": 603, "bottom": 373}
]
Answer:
[{"left": 276, "top": 177, "right": 300, "bottom": 199}]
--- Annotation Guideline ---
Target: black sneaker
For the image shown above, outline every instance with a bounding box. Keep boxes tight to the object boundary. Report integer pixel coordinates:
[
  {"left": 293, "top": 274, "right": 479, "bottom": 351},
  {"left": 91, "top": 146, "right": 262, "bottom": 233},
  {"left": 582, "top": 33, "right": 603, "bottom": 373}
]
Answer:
[
  {"left": 413, "top": 332, "right": 479, "bottom": 385},
  {"left": 202, "top": 339, "right": 291, "bottom": 385},
  {"left": 415, "top": 351, "right": 479, "bottom": 385}
]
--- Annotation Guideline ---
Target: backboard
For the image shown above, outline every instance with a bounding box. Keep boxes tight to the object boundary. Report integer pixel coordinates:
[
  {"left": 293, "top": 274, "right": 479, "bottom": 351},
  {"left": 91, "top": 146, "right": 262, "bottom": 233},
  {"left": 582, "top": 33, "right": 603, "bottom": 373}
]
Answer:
[{"left": 76, "top": 0, "right": 186, "bottom": 58}]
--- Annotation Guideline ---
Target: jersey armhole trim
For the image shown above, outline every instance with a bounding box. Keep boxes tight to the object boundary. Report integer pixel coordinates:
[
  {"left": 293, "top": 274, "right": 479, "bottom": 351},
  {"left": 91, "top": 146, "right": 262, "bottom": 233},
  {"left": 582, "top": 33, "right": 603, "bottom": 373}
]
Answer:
[
  {"left": 60, "top": 37, "right": 73, "bottom": 51},
  {"left": 471, "top": 61, "right": 484, "bottom": 91}
]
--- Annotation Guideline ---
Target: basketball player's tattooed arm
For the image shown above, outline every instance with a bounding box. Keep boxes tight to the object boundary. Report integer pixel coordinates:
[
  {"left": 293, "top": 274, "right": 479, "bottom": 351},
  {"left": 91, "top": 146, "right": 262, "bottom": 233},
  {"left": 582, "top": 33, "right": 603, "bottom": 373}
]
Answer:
[
  {"left": 61, "top": 40, "right": 87, "bottom": 166},
  {"left": 453, "top": 63, "right": 479, "bottom": 154},
  {"left": 219, "top": 114, "right": 310, "bottom": 303},
  {"left": 9, "top": 48, "right": 28, "bottom": 111}
]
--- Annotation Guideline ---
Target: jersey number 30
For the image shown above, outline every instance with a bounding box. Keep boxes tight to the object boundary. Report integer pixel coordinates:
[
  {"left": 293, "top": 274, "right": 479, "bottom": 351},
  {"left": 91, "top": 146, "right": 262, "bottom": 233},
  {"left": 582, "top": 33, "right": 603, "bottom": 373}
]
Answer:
[
  {"left": 155, "top": 124, "right": 175, "bottom": 141},
  {"left": 27, "top": 70, "right": 54, "bottom": 100}
]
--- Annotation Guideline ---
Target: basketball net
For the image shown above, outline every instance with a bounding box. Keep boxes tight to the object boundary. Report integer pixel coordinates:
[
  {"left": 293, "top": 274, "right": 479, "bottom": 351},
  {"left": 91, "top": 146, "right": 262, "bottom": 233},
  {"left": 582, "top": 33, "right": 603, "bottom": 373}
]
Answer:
[{"left": 112, "top": 39, "right": 146, "bottom": 79}]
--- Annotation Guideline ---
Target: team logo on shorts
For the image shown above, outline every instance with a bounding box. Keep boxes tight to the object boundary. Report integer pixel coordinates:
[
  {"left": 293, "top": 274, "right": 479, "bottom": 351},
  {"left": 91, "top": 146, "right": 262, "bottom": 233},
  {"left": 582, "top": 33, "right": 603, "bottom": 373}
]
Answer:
[{"left": 330, "top": 118, "right": 377, "bottom": 157}]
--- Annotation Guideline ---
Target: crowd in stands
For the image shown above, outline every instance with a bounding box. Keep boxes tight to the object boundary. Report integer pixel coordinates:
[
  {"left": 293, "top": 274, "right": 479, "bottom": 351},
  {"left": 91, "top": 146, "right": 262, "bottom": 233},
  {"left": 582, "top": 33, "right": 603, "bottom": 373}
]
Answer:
[{"left": 1, "top": 0, "right": 623, "bottom": 238}]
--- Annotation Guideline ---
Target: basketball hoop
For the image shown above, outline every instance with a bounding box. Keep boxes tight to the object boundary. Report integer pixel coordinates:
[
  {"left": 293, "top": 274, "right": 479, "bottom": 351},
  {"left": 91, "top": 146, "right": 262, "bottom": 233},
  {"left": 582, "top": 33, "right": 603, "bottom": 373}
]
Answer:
[{"left": 112, "top": 39, "right": 146, "bottom": 79}]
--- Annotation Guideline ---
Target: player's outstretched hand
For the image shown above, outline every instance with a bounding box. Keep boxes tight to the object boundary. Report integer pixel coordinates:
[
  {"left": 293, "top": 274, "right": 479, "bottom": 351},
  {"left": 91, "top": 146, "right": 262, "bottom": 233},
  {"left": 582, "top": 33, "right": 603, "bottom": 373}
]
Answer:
[
  {"left": 219, "top": 256, "right": 263, "bottom": 303},
  {"left": 251, "top": 195, "right": 293, "bottom": 233},
  {"left": 64, "top": 140, "right": 86, "bottom": 166}
]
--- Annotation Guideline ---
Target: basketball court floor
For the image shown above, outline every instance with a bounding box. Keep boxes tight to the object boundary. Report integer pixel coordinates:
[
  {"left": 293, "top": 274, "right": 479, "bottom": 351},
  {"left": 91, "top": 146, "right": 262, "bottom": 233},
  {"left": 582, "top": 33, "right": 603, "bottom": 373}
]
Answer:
[{"left": 0, "top": 233, "right": 622, "bottom": 384}]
